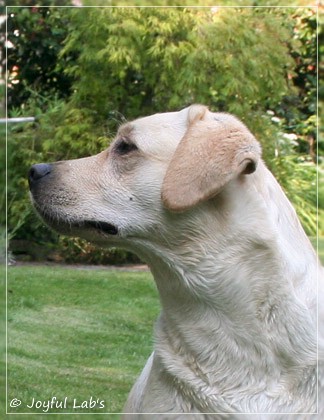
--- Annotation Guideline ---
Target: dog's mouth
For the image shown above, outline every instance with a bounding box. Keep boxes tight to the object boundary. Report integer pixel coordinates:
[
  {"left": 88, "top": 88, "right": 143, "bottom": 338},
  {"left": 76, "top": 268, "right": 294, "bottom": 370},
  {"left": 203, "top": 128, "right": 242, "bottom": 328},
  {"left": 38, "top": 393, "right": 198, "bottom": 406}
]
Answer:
[
  {"left": 56, "top": 219, "right": 119, "bottom": 236},
  {"left": 79, "top": 220, "right": 119, "bottom": 235},
  {"left": 31, "top": 197, "right": 119, "bottom": 237},
  {"left": 38, "top": 213, "right": 119, "bottom": 237}
]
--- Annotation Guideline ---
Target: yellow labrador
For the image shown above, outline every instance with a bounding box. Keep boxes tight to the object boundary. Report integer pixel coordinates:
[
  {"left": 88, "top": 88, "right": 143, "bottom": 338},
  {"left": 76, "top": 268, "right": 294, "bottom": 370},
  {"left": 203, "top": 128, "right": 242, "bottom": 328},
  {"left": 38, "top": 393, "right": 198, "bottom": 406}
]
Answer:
[{"left": 29, "top": 105, "right": 323, "bottom": 418}]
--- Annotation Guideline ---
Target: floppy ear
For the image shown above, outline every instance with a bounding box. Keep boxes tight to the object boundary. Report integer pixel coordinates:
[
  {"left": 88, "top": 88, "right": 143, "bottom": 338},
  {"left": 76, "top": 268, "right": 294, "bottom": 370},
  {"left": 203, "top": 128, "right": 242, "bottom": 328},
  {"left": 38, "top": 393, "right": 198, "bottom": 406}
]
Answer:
[{"left": 161, "top": 109, "right": 262, "bottom": 212}]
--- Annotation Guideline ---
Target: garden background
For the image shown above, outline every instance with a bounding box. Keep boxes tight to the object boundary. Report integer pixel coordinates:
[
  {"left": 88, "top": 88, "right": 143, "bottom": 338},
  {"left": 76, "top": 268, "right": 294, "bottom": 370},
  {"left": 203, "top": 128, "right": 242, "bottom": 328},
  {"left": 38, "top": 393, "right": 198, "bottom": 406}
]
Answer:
[
  {"left": 2, "top": 0, "right": 323, "bottom": 265},
  {"left": 2, "top": 0, "right": 324, "bottom": 416}
]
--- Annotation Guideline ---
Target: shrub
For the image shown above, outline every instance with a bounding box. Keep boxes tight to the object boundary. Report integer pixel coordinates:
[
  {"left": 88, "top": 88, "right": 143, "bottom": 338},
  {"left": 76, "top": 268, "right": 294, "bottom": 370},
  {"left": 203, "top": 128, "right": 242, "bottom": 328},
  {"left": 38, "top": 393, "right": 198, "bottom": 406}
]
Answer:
[{"left": 6, "top": 6, "right": 319, "bottom": 263}]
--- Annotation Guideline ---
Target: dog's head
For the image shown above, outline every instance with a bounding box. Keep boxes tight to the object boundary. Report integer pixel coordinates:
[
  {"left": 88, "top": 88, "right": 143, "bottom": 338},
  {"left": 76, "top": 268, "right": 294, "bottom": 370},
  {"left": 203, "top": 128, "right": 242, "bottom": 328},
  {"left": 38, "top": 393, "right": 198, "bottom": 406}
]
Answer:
[{"left": 29, "top": 105, "right": 261, "bottom": 251}]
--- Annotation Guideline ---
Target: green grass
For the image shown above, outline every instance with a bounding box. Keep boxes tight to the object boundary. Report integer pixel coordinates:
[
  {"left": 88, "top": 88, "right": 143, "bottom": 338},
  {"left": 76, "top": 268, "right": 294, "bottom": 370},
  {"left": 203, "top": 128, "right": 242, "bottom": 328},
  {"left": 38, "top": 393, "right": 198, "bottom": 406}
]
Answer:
[{"left": 6, "top": 266, "right": 159, "bottom": 417}]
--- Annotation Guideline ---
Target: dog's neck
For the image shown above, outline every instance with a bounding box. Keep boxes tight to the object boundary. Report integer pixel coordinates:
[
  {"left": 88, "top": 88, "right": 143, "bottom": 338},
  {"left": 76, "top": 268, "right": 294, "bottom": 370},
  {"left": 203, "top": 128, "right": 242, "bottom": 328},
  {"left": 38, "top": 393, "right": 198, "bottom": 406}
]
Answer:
[
  {"left": 146, "top": 232, "right": 317, "bottom": 357},
  {"left": 132, "top": 170, "right": 318, "bottom": 412},
  {"left": 145, "top": 245, "right": 317, "bottom": 412}
]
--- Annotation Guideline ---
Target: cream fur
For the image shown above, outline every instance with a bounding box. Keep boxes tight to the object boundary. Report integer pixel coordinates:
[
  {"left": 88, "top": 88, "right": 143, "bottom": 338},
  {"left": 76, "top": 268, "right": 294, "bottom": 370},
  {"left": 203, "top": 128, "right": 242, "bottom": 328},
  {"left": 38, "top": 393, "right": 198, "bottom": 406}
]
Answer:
[{"left": 29, "top": 105, "right": 324, "bottom": 419}]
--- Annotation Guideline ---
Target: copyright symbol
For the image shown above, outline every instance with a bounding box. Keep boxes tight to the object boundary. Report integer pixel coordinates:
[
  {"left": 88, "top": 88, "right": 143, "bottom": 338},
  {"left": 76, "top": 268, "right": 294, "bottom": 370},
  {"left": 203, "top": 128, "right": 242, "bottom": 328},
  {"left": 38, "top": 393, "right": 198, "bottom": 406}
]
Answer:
[{"left": 10, "top": 398, "right": 21, "bottom": 408}]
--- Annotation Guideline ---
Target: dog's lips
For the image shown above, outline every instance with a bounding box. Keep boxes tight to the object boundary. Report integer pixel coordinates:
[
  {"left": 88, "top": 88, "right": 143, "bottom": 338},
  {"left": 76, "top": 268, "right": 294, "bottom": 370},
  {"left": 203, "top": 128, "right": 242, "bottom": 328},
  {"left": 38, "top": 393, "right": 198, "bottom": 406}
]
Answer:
[
  {"left": 60, "top": 220, "right": 119, "bottom": 236},
  {"left": 31, "top": 197, "right": 119, "bottom": 236},
  {"left": 81, "top": 220, "right": 119, "bottom": 235},
  {"left": 37, "top": 213, "right": 119, "bottom": 236}
]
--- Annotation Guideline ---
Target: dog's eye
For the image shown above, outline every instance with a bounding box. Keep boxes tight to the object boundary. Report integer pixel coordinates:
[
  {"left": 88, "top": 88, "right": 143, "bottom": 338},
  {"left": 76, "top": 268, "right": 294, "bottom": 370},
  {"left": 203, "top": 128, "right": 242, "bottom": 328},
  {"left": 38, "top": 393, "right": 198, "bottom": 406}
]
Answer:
[{"left": 115, "top": 139, "right": 138, "bottom": 156}]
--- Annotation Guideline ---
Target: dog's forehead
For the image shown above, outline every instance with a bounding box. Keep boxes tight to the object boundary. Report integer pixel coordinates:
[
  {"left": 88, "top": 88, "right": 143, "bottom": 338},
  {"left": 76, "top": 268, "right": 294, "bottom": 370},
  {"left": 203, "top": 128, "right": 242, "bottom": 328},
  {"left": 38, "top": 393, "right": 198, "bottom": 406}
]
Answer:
[{"left": 129, "top": 109, "right": 189, "bottom": 157}]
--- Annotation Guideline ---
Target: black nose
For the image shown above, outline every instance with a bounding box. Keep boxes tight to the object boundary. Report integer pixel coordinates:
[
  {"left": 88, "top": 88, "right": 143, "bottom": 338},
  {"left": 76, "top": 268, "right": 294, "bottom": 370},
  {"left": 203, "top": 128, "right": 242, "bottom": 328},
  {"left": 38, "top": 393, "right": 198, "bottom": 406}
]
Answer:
[{"left": 28, "top": 163, "right": 52, "bottom": 188}]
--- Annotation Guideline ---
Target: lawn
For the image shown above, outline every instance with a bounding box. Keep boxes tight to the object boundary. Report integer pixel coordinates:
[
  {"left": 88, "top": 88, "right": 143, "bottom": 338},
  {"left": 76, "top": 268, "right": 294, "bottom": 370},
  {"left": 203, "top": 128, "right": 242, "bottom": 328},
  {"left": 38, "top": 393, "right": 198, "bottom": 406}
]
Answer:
[{"left": 6, "top": 266, "right": 159, "bottom": 417}]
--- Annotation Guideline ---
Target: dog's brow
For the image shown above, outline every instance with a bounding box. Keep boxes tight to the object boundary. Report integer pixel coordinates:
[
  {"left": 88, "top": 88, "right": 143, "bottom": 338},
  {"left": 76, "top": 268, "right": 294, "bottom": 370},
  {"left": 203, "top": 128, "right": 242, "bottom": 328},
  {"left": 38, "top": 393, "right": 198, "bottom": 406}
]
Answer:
[{"left": 117, "top": 123, "right": 134, "bottom": 139}]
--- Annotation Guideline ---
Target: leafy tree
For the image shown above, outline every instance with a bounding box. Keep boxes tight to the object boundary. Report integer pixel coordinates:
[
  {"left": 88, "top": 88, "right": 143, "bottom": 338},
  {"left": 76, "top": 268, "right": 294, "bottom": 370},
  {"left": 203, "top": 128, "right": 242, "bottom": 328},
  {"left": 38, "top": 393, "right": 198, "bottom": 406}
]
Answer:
[
  {"left": 61, "top": 7, "right": 296, "bottom": 127},
  {"left": 6, "top": 5, "right": 73, "bottom": 110},
  {"left": 5, "top": 5, "right": 319, "bottom": 263}
]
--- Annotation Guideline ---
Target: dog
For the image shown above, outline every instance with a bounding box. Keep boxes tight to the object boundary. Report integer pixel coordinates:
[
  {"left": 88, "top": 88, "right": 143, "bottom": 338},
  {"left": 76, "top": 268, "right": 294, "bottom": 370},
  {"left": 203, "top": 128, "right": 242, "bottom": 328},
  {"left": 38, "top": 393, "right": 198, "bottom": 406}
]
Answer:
[{"left": 29, "top": 105, "right": 323, "bottom": 418}]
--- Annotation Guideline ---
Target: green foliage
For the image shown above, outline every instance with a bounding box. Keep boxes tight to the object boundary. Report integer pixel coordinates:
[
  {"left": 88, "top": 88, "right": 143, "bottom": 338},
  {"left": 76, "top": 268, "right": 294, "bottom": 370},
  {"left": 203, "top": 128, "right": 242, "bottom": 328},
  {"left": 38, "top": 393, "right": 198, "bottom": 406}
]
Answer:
[
  {"left": 258, "top": 110, "right": 317, "bottom": 236},
  {"left": 83, "top": 0, "right": 315, "bottom": 6},
  {"left": 6, "top": 6, "right": 319, "bottom": 262},
  {"left": 271, "top": 9, "right": 317, "bottom": 158},
  {"left": 61, "top": 7, "right": 297, "bottom": 126},
  {"left": 5, "top": 5, "right": 73, "bottom": 109},
  {"left": 271, "top": 155, "right": 317, "bottom": 236}
]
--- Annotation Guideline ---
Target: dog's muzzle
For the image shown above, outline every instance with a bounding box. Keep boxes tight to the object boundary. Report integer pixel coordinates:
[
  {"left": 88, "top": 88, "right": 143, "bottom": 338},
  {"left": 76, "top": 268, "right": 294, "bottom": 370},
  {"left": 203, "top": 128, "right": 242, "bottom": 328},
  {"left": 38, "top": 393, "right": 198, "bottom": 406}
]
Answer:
[{"left": 28, "top": 162, "right": 119, "bottom": 236}]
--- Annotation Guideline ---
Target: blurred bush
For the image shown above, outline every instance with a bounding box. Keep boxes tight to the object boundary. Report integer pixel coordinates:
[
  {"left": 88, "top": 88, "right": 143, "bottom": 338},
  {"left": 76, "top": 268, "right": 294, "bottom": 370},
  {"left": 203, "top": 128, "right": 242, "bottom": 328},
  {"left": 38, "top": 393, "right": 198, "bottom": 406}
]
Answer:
[{"left": 4, "top": 5, "right": 320, "bottom": 263}]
